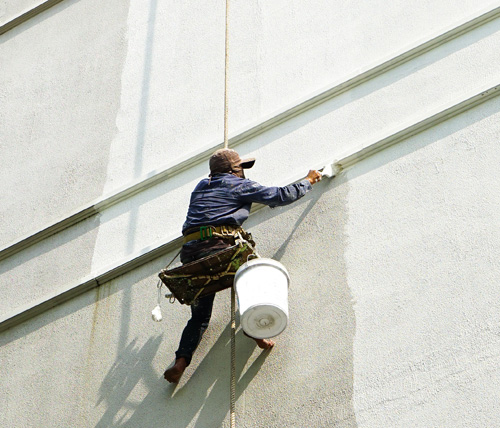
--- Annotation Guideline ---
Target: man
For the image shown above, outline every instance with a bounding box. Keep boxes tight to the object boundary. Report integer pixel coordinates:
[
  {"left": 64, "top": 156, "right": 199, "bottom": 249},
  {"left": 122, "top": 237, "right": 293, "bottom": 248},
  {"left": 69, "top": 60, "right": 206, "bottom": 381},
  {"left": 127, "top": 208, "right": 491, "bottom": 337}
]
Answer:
[{"left": 164, "top": 148, "right": 322, "bottom": 383}]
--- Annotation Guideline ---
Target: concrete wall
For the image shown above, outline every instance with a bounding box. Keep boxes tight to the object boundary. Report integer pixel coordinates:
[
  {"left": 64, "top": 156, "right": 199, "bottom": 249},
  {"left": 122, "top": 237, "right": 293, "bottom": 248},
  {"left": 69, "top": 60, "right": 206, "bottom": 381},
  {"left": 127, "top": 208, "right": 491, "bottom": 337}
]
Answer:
[{"left": 1, "top": 1, "right": 500, "bottom": 427}]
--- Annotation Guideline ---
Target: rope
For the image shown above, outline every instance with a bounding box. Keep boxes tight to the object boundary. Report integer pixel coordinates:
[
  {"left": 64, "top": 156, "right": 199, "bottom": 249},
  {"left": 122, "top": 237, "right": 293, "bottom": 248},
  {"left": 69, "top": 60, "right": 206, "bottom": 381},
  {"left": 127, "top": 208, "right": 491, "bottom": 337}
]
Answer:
[
  {"left": 223, "top": 2, "right": 236, "bottom": 425},
  {"left": 230, "top": 284, "right": 237, "bottom": 427},
  {"left": 165, "top": 247, "right": 182, "bottom": 270},
  {"left": 224, "top": 0, "right": 230, "bottom": 150},
  {"left": 156, "top": 280, "right": 163, "bottom": 306}
]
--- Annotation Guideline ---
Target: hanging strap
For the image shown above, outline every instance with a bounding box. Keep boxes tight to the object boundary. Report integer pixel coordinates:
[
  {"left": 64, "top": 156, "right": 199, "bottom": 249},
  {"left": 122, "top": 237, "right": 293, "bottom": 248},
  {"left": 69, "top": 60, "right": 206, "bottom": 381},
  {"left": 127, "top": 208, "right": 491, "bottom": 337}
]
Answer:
[
  {"left": 224, "top": 0, "right": 230, "bottom": 151},
  {"left": 222, "top": 1, "right": 237, "bottom": 425}
]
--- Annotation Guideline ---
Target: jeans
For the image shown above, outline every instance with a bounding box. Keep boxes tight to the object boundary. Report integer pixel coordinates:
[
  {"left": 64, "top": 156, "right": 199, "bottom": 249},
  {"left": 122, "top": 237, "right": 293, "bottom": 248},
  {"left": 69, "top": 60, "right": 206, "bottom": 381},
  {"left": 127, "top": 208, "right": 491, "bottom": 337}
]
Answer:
[
  {"left": 174, "top": 239, "right": 232, "bottom": 366},
  {"left": 175, "top": 293, "right": 216, "bottom": 366}
]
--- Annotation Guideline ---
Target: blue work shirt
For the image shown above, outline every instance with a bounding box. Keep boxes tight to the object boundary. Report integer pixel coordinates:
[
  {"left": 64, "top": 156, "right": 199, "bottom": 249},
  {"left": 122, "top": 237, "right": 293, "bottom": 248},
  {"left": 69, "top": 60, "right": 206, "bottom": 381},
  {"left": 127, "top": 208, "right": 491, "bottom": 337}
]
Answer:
[{"left": 182, "top": 173, "right": 312, "bottom": 234}]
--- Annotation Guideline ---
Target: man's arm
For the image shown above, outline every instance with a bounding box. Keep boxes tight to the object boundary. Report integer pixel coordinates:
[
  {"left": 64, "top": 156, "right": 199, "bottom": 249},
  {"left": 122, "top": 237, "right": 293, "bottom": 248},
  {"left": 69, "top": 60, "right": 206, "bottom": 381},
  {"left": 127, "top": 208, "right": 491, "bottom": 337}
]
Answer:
[{"left": 236, "top": 170, "right": 322, "bottom": 208}]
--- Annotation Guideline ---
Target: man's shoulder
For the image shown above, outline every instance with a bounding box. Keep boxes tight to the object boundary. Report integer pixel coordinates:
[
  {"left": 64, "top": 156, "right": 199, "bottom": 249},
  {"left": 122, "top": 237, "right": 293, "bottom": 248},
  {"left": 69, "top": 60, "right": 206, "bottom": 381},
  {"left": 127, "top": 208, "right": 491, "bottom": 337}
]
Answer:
[
  {"left": 214, "top": 174, "right": 249, "bottom": 187},
  {"left": 193, "top": 175, "right": 241, "bottom": 189},
  {"left": 193, "top": 178, "right": 210, "bottom": 190},
  {"left": 193, "top": 174, "right": 257, "bottom": 192},
  {"left": 225, "top": 175, "right": 259, "bottom": 190}
]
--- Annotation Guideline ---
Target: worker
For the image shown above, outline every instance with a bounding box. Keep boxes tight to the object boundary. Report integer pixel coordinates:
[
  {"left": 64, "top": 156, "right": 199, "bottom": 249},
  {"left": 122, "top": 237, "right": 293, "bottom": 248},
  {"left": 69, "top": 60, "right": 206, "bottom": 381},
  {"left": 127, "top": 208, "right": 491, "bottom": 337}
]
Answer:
[{"left": 164, "top": 148, "right": 322, "bottom": 383}]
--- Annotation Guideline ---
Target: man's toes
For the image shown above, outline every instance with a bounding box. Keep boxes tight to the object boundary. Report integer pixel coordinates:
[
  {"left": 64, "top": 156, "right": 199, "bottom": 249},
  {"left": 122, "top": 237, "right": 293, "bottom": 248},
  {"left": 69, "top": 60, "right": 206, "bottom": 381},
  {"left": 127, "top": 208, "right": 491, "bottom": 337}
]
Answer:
[{"left": 255, "top": 338, "right": 275, "bottom": 349}]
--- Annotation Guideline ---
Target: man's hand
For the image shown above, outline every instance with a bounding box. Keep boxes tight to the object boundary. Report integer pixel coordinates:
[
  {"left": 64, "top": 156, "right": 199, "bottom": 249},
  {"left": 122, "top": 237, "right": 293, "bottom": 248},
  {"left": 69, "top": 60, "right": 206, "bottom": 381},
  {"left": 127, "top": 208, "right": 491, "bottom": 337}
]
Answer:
[{"left": 306, "top": 169, "right": 322, "bottom": 185}]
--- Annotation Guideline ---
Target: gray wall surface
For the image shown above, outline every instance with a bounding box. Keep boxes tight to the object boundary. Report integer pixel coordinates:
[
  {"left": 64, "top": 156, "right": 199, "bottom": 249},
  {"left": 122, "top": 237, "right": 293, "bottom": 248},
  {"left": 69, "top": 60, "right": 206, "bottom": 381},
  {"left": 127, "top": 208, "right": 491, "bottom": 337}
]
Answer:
[
  {"left": 1, "top": 1, "right": 500, "bottom": 427},
  {"left": 0, "top": 0, "right": 129, "bottom": 245}
]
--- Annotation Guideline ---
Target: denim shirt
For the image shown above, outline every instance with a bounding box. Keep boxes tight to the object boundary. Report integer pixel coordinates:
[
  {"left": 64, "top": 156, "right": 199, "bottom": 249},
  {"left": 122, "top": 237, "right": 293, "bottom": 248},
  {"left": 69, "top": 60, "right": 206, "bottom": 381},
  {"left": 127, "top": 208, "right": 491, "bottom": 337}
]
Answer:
[{"left": 181, "top": 173, "right": 312, "bottom": 234}]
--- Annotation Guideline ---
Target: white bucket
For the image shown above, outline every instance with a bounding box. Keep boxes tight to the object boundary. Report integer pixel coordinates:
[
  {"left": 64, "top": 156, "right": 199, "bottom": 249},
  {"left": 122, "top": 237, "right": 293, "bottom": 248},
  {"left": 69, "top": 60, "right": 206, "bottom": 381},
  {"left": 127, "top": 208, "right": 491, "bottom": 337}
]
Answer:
[{"left": 234, "top": 258, "right": 290, "bottom": 339}]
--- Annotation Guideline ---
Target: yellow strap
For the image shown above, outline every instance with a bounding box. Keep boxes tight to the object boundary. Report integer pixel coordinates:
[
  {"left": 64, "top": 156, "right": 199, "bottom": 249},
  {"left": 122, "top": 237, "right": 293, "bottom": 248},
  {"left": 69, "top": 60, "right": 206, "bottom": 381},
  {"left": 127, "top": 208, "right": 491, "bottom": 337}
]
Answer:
[{"left": 183, "top": 225, "right": 242, "bottom": 243}]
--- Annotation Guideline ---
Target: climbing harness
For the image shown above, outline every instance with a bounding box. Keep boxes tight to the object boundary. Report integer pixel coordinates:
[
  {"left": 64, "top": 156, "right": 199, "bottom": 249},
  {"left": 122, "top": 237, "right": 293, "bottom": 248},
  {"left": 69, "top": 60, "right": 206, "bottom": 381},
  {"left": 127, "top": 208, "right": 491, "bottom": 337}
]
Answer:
[
  {"left": 182, "top": 225, "right": 244, "bottom": 244},
  {"left": 158, "top": 230, "right": 257, "bottom": 305}
]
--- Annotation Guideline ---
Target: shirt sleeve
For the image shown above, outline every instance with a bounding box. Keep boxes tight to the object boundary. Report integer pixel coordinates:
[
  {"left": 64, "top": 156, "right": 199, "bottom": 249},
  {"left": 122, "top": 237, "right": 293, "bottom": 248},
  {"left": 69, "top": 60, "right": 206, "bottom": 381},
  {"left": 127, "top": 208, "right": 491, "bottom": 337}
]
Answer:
[{"left": 235, "top": 178, "right": 312, "bottom": 208}]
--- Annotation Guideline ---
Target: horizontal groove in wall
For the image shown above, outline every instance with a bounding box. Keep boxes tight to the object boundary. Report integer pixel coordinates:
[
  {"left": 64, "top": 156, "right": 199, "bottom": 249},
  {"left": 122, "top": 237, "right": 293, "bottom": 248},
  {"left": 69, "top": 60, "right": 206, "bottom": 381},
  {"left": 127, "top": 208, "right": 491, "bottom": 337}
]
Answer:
[
  {"left": 1, "top": 82, "right": 498, "bottom": 333},
  {"left": 337, "top": 84, "right": 500, "bottom": 169},
  {"left": 0, "top": 236, "right": 184, "bottom": 334},
  {"left": 1, "top": 4, "right": 499, "bottom": 262},
  {"left": 0, "top": 0, "right": 65, "bottom": 35}
]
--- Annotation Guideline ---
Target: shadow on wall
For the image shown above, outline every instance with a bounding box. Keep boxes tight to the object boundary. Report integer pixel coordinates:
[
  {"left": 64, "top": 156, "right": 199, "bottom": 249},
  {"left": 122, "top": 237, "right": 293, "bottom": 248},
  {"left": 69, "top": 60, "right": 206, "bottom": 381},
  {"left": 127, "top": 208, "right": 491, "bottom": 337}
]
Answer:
[
  {"left": 94, "top": 325, "right": 269, "bottom": 428},
  {"left": 94, "top": 335, "right": 163, "bottom": 427},
  {"left": 92, "top": 173, "right": 357, "bottom": 427}
]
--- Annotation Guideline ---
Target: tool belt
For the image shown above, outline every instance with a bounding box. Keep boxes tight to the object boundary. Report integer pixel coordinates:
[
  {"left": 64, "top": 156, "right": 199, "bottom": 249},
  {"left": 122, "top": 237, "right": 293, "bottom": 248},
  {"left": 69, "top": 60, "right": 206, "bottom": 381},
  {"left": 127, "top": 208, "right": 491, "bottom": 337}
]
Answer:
[
  {"left": 183, "top": 224, "right": 245, "bottom": 244},
  {"left": 159, "top": 227, "right": 256, "bottom": 305}
]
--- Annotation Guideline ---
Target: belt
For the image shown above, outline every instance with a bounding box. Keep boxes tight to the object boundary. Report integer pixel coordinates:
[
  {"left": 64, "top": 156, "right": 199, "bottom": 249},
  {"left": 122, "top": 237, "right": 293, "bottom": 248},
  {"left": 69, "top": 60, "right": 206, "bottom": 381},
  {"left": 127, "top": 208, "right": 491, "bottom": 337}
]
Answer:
[{"left": 183, "top": 225, "right": 242, "bottom": 244}]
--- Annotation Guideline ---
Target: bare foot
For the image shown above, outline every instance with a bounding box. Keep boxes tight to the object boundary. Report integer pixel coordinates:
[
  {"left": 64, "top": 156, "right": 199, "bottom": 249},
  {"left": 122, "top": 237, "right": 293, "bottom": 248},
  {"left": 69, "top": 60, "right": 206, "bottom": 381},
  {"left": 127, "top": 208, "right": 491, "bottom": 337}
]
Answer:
[
  {"left": 243, "top": 331, "right": 275, "bottom": 349},
  {"left": 164, "top": 357, "right": 187, "bottom": 383},
  {"left": 254, "top": 338, "right": 275, "bottom": 349}
]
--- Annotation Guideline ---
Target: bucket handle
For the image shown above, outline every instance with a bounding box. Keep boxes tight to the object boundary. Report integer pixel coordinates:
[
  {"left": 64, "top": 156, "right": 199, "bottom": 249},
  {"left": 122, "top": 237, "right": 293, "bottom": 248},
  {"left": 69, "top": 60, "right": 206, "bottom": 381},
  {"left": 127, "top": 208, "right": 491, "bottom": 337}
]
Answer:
[
  {"left": 236, "top": 232, "right": 261, "bottom": 260},
  {"left": 247, "top": 253, "right": 259, "bottom": 262}
]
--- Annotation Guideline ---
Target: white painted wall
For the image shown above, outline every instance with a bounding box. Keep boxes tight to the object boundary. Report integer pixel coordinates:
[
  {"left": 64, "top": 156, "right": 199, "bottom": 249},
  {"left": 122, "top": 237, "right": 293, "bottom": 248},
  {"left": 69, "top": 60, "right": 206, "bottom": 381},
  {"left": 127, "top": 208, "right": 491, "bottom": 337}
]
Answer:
[
  {"left": 0, "top": 0, "right": 40, "bottom": 26},
  {"left": 0, "top": 0, "right": 129, "bottom": 245},
  {"left": 1, "top": 1, "right": 500, "bottom": 427}
]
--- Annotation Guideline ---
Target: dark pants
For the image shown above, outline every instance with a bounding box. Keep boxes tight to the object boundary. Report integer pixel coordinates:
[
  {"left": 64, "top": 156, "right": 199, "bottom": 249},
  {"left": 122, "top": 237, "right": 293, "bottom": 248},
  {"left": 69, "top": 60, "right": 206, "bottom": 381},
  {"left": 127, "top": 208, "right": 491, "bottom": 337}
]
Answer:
[
  {"left": 175, "top": 293, "right": 216, "bottom": 366},
  {"left": 174, "top": 238, "right": 232, "bottom": 366}
]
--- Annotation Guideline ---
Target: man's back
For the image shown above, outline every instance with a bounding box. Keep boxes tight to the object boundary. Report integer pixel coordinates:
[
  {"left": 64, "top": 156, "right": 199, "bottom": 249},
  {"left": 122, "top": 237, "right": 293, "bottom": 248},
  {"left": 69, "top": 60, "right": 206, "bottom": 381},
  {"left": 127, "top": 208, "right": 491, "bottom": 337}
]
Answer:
[{"left": 182, "top": 173, "right": 312, "bottom": 233}]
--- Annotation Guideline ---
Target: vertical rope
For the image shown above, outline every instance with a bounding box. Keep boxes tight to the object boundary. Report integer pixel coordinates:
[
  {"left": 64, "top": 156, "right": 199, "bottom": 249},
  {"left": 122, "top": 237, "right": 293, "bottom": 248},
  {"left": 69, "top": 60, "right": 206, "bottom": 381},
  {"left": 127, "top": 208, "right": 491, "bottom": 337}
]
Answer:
[
  {"left": 224, "top": 1, "right": 236, "bottom": 427},
  {"left": 224, "top": 0, "right": 230, "bottom": 149},
  {"left": 230, "top": 285, "right": 237, "bottom": 428}
]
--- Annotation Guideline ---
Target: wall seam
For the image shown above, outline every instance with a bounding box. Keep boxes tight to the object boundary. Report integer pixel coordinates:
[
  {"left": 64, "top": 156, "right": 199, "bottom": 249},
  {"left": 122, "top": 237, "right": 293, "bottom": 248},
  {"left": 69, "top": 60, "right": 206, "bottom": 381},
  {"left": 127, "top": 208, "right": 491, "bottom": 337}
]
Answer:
[{"left": 0, "top": 0, "right": 66, "bottom": 35}]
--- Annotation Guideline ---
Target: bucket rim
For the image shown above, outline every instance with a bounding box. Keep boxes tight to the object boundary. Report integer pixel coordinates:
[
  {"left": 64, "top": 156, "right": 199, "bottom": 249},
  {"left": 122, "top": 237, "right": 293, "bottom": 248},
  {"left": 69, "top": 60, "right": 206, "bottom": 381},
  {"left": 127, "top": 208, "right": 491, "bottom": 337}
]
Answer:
[{"left": 234, "top": 257, "right": 290, "bottom": 281}]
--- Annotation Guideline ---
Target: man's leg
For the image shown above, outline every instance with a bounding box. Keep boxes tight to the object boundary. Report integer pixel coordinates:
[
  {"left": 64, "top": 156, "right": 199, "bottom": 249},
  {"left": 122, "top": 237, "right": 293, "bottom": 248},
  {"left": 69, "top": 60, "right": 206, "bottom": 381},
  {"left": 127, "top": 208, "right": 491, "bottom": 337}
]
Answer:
[{"left": 164, "top": 293, "right": 216, "bottom": 383}]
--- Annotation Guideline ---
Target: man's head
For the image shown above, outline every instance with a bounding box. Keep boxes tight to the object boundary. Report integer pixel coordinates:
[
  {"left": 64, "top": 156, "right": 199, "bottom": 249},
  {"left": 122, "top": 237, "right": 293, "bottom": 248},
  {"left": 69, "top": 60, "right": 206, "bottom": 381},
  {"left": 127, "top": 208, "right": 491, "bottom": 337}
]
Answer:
[{"left": 209, "top": 149, "right": 255, "bottom": 178}]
